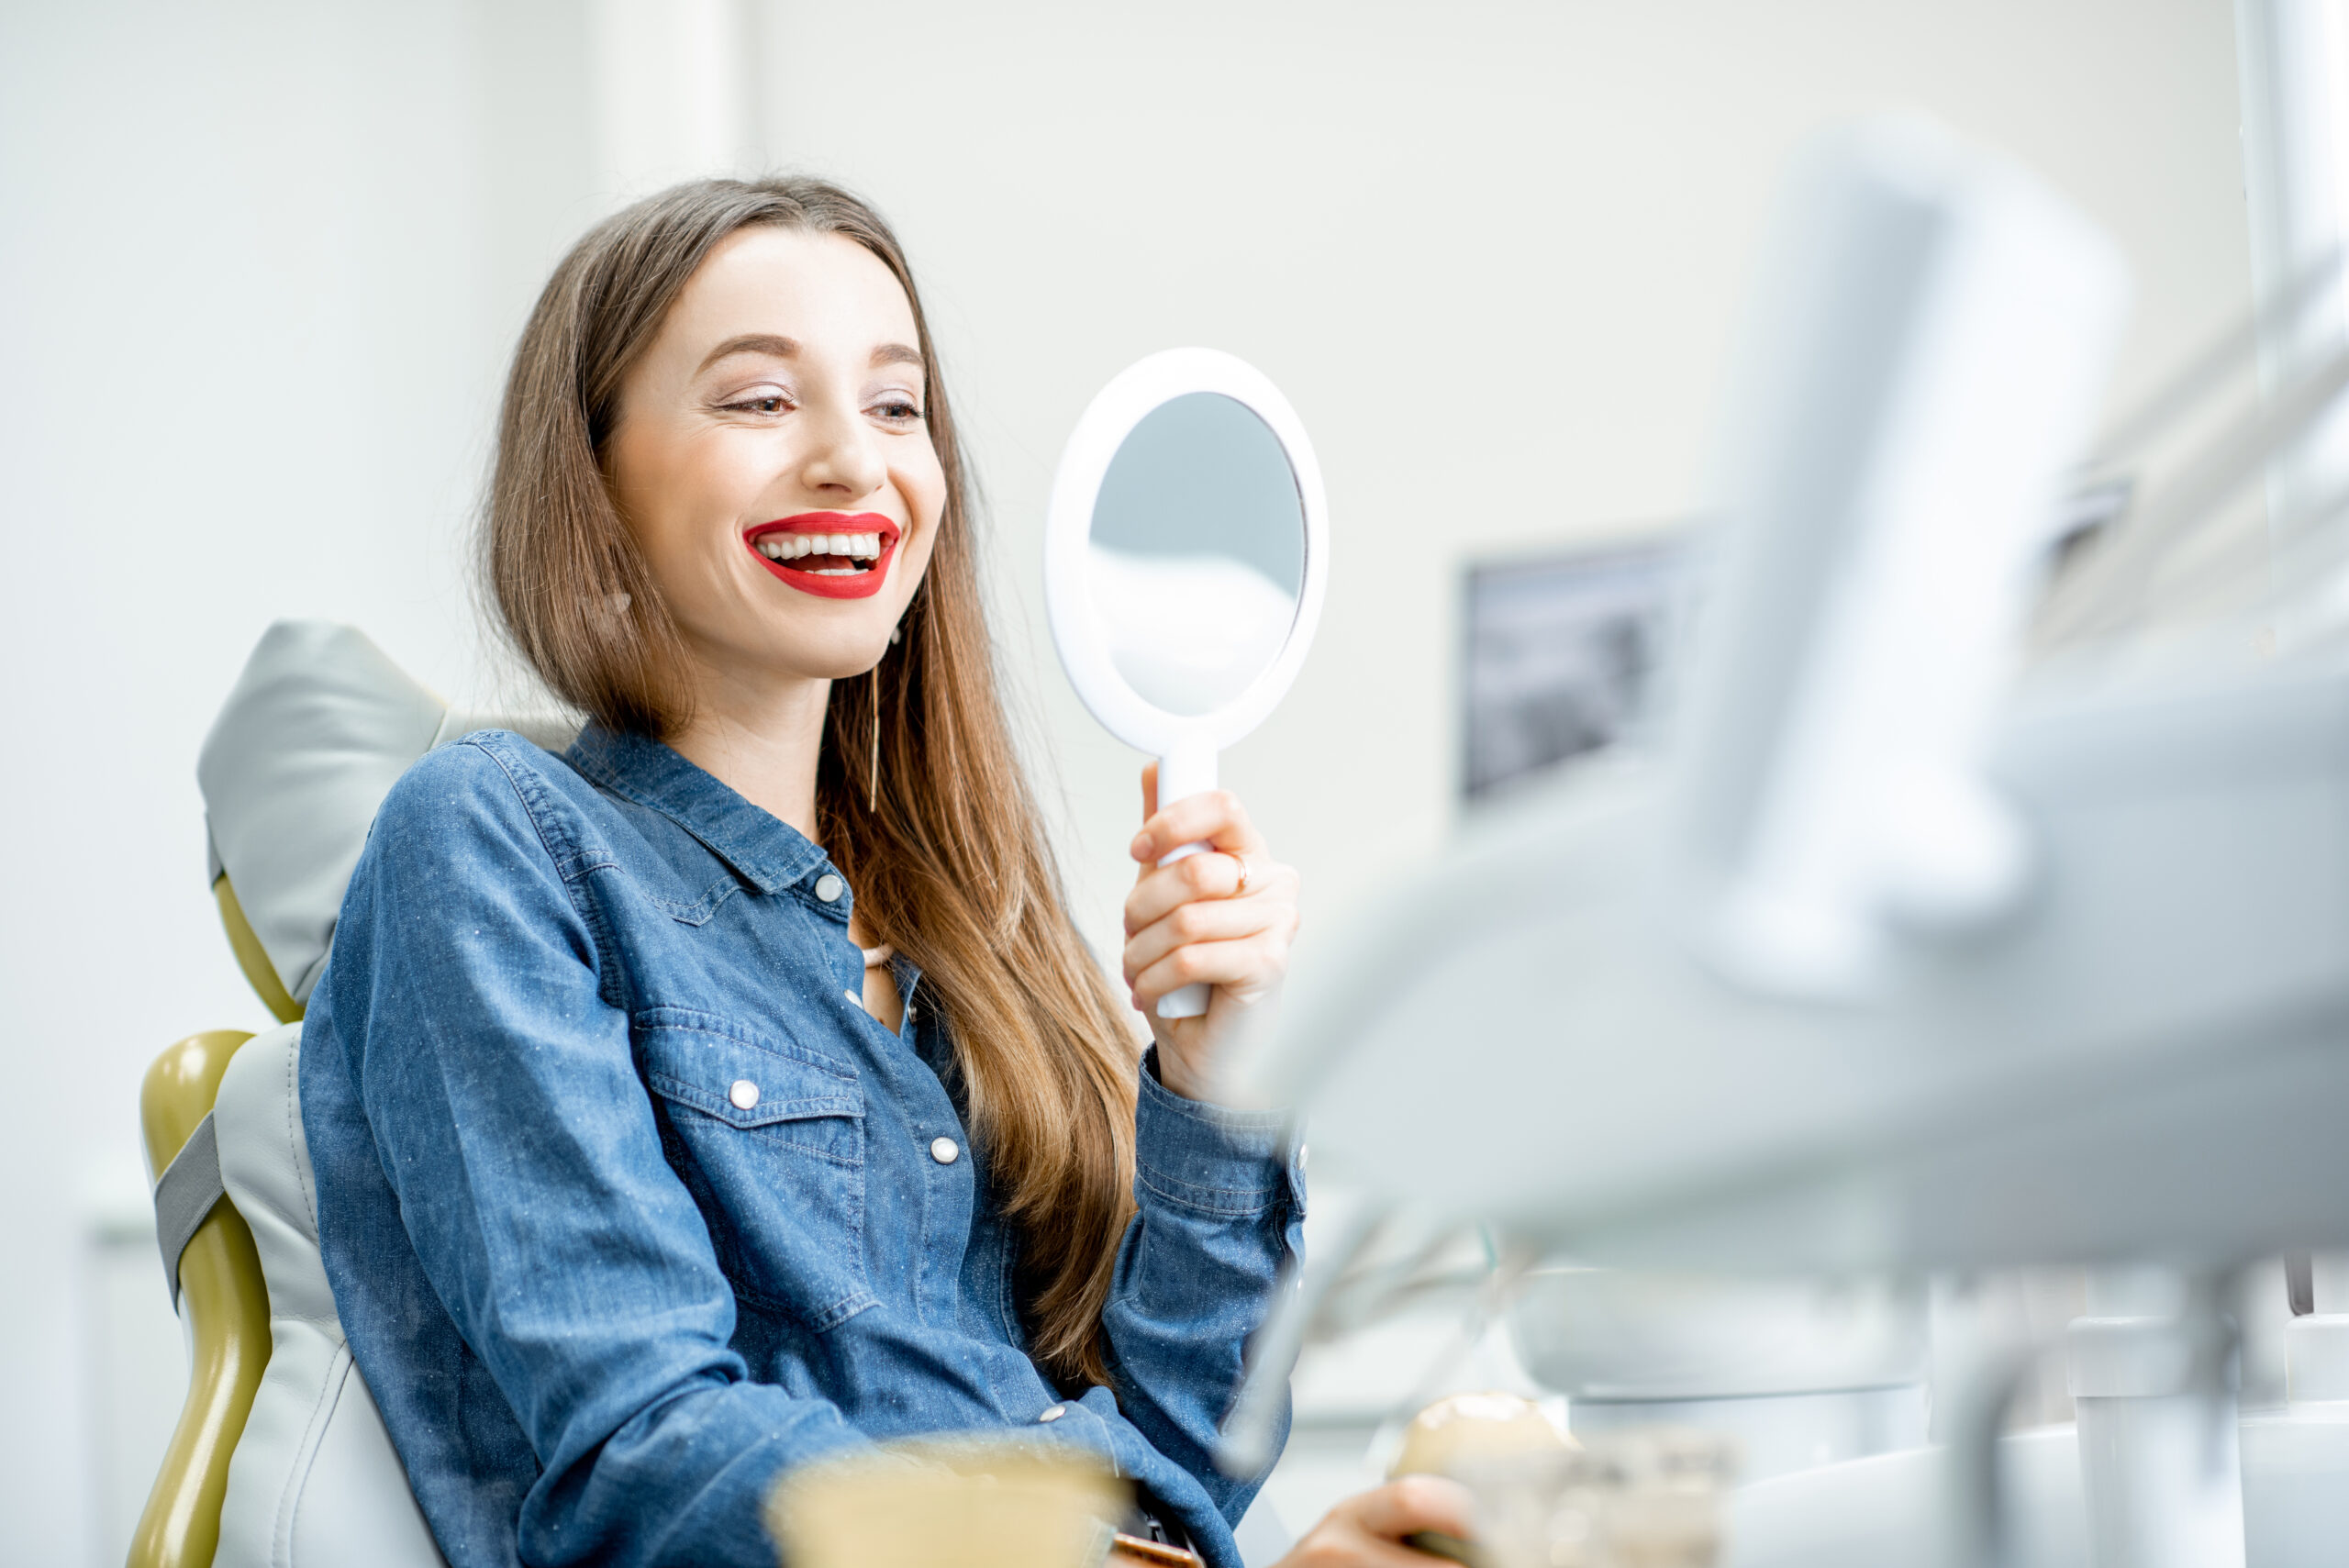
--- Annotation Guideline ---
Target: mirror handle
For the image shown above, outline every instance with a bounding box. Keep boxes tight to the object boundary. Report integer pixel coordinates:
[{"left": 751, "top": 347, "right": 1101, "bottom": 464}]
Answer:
[{"left": 1154, "top": 742, "right": 1217, "bottom": 1019}]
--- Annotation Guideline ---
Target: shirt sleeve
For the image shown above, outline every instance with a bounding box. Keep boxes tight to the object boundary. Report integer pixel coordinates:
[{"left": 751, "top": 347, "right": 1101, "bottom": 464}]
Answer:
[
  {"left": 322, "top": 739, "right": 868, "bottom": 1568},
  {"left": 1098, "top": 1048, "right": 1305, "bottom": 1525}
]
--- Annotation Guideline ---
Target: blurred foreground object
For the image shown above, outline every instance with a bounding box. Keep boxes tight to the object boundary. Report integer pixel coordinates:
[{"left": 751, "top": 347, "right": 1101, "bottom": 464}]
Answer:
[
  {"left": 2238, "top": 0, "right": 2349, "bottom": 556},
  {"left": 1374, "top": 1392, "right": 1731, "bottom": 1568},
  {"left": 763, "top": 1444, "right": 1130, "bottom": 1568},
  {"left": 1388, "top": 1392, "right": 1577, "bottom": 1565},
  {"left": 1218, "top": 106, "right": 2349, "bottom": 1567},
  {"left": 1507, "top": 1270, "right": 1926, "bottom": 1485},
  {"left": 1389, "top": 1391, "right": 1575, "bottom": 1482},
  {"left": 1453, "top": 1429, "right": 1736, "bottom": 1568},
  {"left": 1672, "top": 114, "right": 2127, "bottom": 997},
  {"left": 1225, "top": 110, "right": 2137, "bottom": 1454},
  {"left": 2239, "top": 1309, "right": 2349, "bottom": 1566}
]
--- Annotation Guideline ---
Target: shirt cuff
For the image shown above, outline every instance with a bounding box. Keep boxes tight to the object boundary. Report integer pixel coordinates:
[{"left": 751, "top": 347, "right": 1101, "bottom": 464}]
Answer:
[{"left": 1134, "top": 1047, "right": 1298, "bottom": 1218}]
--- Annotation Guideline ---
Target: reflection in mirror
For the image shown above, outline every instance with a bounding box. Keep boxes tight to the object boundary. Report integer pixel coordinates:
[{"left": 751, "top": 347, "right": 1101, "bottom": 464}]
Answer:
[{"left": 1086, "top": 392, "right": 1305, "bottom": 717}]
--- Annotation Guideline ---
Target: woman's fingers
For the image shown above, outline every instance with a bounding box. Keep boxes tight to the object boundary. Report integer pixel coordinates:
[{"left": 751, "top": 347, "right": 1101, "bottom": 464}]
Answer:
[
  {"left": 1129, "top": 931, "right": 1294, "bottom": 1008},
  {"left": 1121, "top": 766, "right": 1302, "bottom": 1034},
  {"left": 1341, "top": 1476, "right": 1477, "bottom": 1542},
  {"left": 1130, "top": 788, "right": 1265, "bottom": 866},
  {"left": 1123, "top": 880, "right": 1294, "bottom": 981},
  {"left": 1275, "top": 1477, "right": 1479, "bottom": 1567},
  {"left": 1124, "top": 848, "right": 1269, "bottom": 933},
  {"left": 1279, "top": 1533, "right": 1455, "bottom": 1568}
]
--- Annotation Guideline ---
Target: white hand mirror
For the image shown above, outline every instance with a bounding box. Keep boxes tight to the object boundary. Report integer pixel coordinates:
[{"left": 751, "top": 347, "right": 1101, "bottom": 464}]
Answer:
[{"left": 1045, "top": 348, "right": 1329, "bottom": 1019}]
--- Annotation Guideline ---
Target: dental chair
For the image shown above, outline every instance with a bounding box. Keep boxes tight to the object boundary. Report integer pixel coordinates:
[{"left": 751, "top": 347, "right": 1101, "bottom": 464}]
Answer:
[{"left": 132, "top": 620, "right": 576, "bottom": 1568}]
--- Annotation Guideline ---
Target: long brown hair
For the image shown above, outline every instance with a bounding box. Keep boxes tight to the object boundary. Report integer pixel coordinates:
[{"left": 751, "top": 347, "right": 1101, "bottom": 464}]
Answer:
[{"left": 484, "top": 177, "right": 1139, "bottom": 1385}]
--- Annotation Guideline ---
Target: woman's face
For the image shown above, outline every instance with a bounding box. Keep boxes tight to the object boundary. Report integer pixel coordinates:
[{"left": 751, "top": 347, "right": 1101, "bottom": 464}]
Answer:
[{"left": 605, "top": 226, "right": 945, "bottom": 695}]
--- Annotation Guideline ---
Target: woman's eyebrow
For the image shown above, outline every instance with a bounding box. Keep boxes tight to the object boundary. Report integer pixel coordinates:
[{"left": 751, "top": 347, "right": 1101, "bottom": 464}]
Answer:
[
  {"left": 696, "top": 333, "right": 799, "bottom": 373},
  {"left": 872, "top": 342, "right": 924, "bottom": 370}
]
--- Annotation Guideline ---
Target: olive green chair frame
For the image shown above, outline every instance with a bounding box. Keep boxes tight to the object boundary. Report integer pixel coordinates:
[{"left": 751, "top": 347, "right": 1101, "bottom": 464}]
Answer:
[{"left": 130, "top": 875, "right": 301, "bottom": 1568}]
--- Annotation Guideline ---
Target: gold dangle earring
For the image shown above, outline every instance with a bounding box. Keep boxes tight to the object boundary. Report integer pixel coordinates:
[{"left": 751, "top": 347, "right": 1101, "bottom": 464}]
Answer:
[
  {"left": 869, "top": 625, "right": 899, "bottom": 812},
  {"left": 867, "top": 663, "right": 881, "bottom": 812}
]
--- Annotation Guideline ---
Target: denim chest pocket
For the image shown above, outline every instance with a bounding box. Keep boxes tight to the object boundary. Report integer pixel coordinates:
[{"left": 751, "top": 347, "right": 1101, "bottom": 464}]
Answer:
[
  {"left": 639, "top": 868, "right": 742, "bottom": 927},
  {"left": 634, "top": 1008, "right": 876, "bottom": 1330}
]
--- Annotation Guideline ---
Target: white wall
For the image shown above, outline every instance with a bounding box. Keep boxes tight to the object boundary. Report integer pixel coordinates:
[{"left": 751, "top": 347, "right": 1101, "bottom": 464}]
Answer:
[
  {"left": 0, "top": 3, "right": 2248, "bottom": 1561},
  {"left": 754, "top": 0, "right": 2252, "bottom": 965},
  {"left": 0, "top": 6, "right": 600, "bottom": 1561}
]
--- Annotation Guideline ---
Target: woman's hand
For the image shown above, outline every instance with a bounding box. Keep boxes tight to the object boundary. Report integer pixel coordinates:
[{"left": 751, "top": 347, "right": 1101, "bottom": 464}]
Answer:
[
  {"left": 1122, "top": 763, "right": 1301, "bottom": 1103},
  {"left": 1270, "top": 1478, "right": 1479, "bottom": 1566}
]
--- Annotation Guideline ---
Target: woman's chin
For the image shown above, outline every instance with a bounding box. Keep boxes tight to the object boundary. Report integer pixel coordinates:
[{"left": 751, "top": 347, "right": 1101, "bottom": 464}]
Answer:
[{"left": 762, "top": 636, "right": 896, "bottom": 684}]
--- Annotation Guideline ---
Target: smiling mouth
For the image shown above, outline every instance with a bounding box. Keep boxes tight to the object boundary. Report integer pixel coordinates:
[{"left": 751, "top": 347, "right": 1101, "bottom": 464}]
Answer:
[
  {"left": 744, "top": 512, "right": 902, "bottom": 600},
  {"left": 753, "top": 528, "right": 885, "bottom": 575}
]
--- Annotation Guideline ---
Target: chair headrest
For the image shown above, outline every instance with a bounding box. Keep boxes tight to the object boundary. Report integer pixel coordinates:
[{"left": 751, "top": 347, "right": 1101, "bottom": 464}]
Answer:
[{"left": 197, "top": 621, "right": 579, "bottom": 1005}]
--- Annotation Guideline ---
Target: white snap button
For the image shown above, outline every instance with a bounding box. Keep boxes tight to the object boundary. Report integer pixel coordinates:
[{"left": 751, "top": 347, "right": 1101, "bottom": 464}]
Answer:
[
  {"left": 1298, "top": 1143, "right": 1310, "bottom": 1171},
  {"left": 814, "top": 873, "right": 845, "bottom": 903},
  {"left": 845, "top": 989, "right": 863, "bottom": 1006},
  {"left": 729, "top": 1079, "right": 760, "bottom": 1111},
  {"left": 930, "top": 1136, "right": 960, "bottom": 1165},
  {"left": 1039, "top": 1404, "right": 1066, "bottom": 1423}
]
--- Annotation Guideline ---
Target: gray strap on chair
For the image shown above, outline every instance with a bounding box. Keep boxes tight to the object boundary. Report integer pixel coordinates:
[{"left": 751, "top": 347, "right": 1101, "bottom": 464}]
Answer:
[{"left": 154, "top": 1112, "right": 226, "bottom": 1312}]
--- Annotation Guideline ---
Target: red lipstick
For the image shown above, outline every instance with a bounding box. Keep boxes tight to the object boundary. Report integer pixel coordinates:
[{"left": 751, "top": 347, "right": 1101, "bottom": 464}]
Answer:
[{"left": 743, "top": 512, "right": 904, "bottom": 600}]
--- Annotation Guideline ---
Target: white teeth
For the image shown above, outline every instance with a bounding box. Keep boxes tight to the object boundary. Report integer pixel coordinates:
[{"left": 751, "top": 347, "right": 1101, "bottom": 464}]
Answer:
[{"left": 754, "top": 529, "right": 886, "bottom": 566}]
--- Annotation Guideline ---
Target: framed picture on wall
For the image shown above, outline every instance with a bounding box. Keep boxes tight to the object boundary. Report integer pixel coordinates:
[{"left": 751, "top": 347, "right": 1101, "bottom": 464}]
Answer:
[{"left": 1461, "top": 533, "right": 1683, "bottom": 803}]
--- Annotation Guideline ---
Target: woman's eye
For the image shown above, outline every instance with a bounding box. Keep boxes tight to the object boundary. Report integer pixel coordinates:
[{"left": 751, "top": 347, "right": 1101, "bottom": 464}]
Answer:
[
  {"left": 718, "top": 384, "right": 793, "bottom": 414},
  {"left": 872, "top": 396, "right": 923, "bottom": 423}
]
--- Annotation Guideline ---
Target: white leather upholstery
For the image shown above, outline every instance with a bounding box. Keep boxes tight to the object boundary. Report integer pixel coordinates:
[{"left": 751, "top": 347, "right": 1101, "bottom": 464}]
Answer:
[
  {"left": 198, "top": 620, "right": 577, "bottom": 1003},
  {"left": 197, "top": 622, "right": 579, "bottom": 1567},
  {"left": 216, "top": 1024, "right": 446, "bottom": 1568}
]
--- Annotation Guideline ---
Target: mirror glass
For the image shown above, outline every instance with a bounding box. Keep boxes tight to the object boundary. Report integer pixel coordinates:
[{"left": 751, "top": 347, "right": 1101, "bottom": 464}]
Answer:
[{"left": 1086, "top": 392, "right": 1307, "bottom": 716}]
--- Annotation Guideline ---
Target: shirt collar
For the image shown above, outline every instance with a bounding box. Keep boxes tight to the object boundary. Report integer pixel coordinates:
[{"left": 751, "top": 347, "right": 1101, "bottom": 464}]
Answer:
[{"left": 564, "top": 723, "right": 831, "bottom": 895}]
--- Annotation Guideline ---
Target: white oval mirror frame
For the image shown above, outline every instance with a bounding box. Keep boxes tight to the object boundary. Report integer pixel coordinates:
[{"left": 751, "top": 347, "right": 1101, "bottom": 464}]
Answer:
[{"left": 1045, "top": 347, "right": 1330, "bottom": 1017}]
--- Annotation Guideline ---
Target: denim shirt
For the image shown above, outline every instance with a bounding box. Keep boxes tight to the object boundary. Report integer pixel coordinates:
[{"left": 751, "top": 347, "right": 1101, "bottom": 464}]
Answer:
[{"left": 300, "top": 725, "right": 1302, "bottom": 1568}]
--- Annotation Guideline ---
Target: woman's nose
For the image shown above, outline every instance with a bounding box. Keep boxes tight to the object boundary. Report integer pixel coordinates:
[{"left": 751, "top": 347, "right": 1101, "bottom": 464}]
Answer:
[{"left": 796, "top": 406, "right": 887, "bottom": 498}]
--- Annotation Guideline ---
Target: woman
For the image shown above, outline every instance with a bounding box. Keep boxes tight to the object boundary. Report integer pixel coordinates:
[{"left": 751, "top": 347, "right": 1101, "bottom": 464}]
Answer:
[{"left": 301, "top": 176, "right": 1469, "bottom": 1568}]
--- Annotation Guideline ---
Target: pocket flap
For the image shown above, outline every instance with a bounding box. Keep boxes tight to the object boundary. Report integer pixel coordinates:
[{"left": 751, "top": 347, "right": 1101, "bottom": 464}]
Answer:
[{"left": 635, "top": 1007, "right": 863, "bottom": 1129}]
